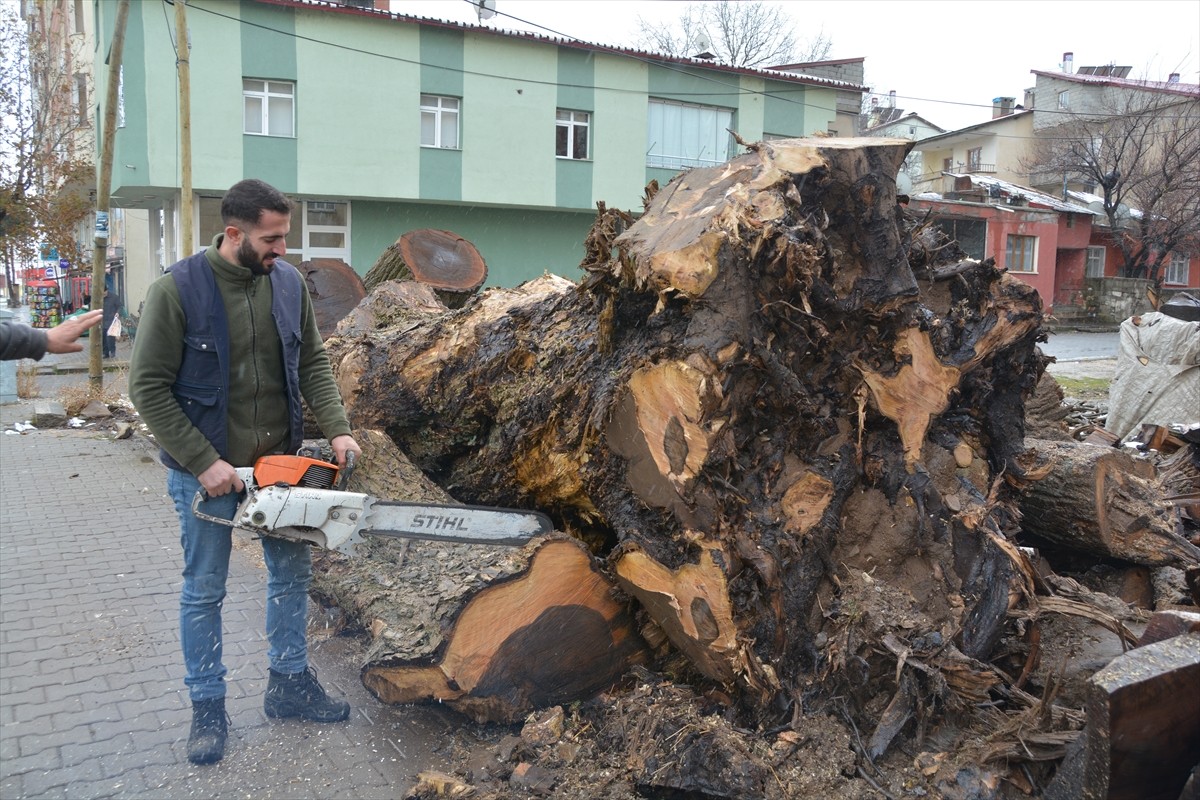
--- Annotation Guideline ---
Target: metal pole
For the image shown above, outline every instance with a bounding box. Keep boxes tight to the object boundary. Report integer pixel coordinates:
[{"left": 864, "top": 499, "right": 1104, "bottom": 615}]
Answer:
[
  {"left": 176, "top": 0, "right": 193, "bottom": 257},
  {"left": 90, "top": 0, "right": 131, "bottom": 392}
]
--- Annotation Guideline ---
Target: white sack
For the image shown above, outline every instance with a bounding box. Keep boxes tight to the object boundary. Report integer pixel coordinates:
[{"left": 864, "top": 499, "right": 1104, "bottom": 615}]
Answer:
[{"left": 1104, "top": 311, "right": 1200, "bottom": 441}]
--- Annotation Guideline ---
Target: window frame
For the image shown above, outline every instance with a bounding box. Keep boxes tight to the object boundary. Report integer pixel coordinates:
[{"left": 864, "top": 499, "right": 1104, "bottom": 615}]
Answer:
[
  {"left": 1164, "top": 253, "right": 1190, "bottom": 285},
  {"left": 72, "top": 72, "right": 87, "bottom": 126},
  {"left": 555, "top": 109, "right": 590, "bottom": 160},
  {"left": 645, "top": 98, "right": 735, "bottom": 170},
  {"left": 967, "top": 147, "right": 982, "bottom": 172},
  {"left": 1057, "top": 90, "right": 1070, "bottom": 110},
  {"left": 1005, "top": 234, "right": 1038, "bottom": 273},
  {"left": 243, "top": 78, "right": 295, "bottom": 138},
  {"left": 420, "top": 94, "right": 461, "bottom": 150},
  {"left": 302, "top": 200, "right": 351, "bottom": 262},
  {"left": 1085, "top": 246, "right": 1106, "bottom": 278}
]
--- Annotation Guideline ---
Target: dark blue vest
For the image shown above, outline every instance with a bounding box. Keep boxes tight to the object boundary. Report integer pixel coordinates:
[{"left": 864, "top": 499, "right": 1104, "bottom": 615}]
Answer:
[{"left": 160, "top": 251, "right": 305, "bottom": 472}]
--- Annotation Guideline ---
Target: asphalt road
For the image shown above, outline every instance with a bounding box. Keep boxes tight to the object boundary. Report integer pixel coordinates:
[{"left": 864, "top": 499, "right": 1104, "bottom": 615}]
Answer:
[{"left": 1039, "top": 330, "right": 1120, "bottom": 362}]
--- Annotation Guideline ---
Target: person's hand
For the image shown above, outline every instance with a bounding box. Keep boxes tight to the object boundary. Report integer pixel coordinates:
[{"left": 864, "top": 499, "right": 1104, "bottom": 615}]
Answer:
[
  {"left": 329, "top": 434, "right": 362, "bottom": 469},
  {"left": 197, "top": 459, "right": 245, "bottom": 497},
  {"left": 45, "top": 309, "right": 103, "bottom": 354}
]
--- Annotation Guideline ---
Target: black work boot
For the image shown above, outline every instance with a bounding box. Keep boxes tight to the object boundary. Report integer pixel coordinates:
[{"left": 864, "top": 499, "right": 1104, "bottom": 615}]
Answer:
[
  {"left": 264, "top": 667, "right": 350, "bottom": 722},
  {"left": 187, "top": 697, "right": 228, "bottom": 765}
]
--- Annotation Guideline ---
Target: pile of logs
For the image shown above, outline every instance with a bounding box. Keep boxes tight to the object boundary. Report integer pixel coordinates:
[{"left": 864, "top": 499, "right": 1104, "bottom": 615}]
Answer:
[{"left": 311, "top": 137, "right": 1199, "bottom": 799}]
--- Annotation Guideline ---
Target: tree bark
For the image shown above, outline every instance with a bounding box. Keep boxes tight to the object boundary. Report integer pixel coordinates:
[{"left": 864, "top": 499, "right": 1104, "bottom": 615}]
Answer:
[
  {"left": 1016, "top": 438, "right": 1200, "bottom": 567},
  {"left": 325, "top": 137, "right": 1048, "bottom": 713}
]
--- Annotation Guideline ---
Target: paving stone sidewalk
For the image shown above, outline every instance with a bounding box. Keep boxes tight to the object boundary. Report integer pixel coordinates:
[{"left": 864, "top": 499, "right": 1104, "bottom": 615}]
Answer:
[{"left": 0, "top": 423, "right": 463, "bottom": 799}]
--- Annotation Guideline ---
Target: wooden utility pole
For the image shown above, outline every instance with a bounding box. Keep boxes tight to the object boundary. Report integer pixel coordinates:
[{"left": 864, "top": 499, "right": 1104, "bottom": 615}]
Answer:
[
  {"left": 176, "top": 0, "right": 193, "bottom": 257},
  {"left": 90, "top": 0, "right": 130, "bottom": 392}
]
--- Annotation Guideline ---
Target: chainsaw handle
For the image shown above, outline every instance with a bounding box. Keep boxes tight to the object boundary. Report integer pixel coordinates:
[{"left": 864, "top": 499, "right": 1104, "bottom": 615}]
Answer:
[
  {"left": 337, "top": 450, "right": 356, "bottom": 491},
  {"left": 190, "top": 467, "right": 256, "bottom": 526}
]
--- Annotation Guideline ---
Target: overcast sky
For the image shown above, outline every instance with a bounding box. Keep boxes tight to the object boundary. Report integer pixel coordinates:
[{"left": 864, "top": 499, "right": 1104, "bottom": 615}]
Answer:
[{"left": 394, "top": 0, "right": 1200, "bottom": 131}]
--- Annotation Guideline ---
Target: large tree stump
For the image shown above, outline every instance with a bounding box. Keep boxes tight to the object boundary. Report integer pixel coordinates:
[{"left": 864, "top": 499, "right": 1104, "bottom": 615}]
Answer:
[
  {"left": 361, "top": 229, "right": 487, "bottom": 308},
  {"left": 325, "top": 137, "right": 1048, "bottom": 715},
  {"left": 1016, "top": 437, "right": 1200, "bottom": 567}
]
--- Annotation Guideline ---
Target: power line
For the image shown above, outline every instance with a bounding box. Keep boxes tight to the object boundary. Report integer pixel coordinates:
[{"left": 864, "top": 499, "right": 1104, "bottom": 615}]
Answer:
[
  {"left": 171, "top": 0, "right": 1200, "bottom": 133},
  {"left": 177, "top": 0, "right": 837, "bottom": 112}
]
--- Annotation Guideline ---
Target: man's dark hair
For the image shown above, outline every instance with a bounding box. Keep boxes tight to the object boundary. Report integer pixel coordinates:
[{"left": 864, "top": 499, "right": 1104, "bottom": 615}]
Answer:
[{"left": 220, "top": 179, "right": 293, "bottom": 227}]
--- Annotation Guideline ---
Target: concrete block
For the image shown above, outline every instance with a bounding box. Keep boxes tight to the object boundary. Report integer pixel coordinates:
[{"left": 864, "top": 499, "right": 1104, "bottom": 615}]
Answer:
[{"left": 31, "top": 400, "right": 66, "bottom": 427}]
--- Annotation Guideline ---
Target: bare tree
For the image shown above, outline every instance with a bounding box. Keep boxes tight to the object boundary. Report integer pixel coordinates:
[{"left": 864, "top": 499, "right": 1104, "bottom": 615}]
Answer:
[
  {"left": 634, "top": 1, "right": 830, "bottom": 68},
  {"left": 0, "top": 3, "right": 94, "bottom": 307},
  {"left": 1025, "top": 89, "right": 1200, "bottom": 283}
]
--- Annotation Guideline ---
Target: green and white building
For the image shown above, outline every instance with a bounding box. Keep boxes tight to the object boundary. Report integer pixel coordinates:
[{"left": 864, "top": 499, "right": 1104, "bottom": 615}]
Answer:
[{"left": 95, "top": 0, "right": 861, "bottom": 310}]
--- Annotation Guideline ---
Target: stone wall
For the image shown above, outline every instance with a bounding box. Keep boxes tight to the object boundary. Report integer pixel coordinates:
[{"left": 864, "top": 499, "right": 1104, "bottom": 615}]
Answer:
[{"left": 1085, "top": 276, "right": 1157, "bottom": 322}]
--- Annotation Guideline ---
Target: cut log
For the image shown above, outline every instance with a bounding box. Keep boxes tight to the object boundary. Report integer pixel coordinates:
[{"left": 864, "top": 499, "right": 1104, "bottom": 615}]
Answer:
[
  {"left": 362, "top": 536, "right": 649, "bottom": 723},
  {"left": 309, "top": 429, "right": 648, "bottom": 722},
  {"left": 361, "top": 228, "right": 487, "bottom": 308},
  {"left": 1044, "top": 633, "right": 1200, "bottom": 800},
  {"left": 296, "top": 259, "right": 366, "bottom": 339},
  {"left": 1015, "top": 437, "right": 1200, "bottom": 567},
  {"left": 325, "top": 137, "right": 1048, "bottom": 710}
]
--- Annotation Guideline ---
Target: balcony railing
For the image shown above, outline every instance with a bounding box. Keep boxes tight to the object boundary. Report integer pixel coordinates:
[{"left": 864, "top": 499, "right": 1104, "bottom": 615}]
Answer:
[{"left": 964, "top": 163, "right": 996, "bottom": 174}]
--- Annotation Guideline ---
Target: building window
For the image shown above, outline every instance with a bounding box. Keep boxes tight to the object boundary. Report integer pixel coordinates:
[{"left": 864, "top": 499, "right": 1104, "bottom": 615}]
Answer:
[
  {"left": 1085, "top": 246, "right": 1106, "bottom": 278},
  {"left": 967, "top": 147, "right": 982, "bottom": 172},
  {"left": 555, "top": 109, "right": 590, "bottom": 160},
  {"left": 303, "top": 200, "right": 350, "bottom": 262},
  {"left": 1057, "top": 90, "right": 1070, "bottom": 110},
  {"left": 72, "top": 73, "right": 87, "bottom": 125},
  {"left": 197, "top": 196, "right": 350, "bottom": 265},
  {"left": 1005, "top": 234, "right": 1037, "bottom": 273},
  {"left": 243, "top": 79, "right": 294, "bottom": 137},
  {"left": 1164, "top": 253, "right": 1190, "bottom": 285},
  {"left": 73, "top": 0, "right": 85, "bottom": 34},
  {"left": 943, "top": 157, "right": 953, "bottom": 172},
  {"left": 421, "top": 94, "right": 460, "bottom": 149},
  {"left": 932, "top": 217, "right": 986, "bottom": 261},
  {"left": 646, "top": 98, "right": 734, "bottom": 170}
]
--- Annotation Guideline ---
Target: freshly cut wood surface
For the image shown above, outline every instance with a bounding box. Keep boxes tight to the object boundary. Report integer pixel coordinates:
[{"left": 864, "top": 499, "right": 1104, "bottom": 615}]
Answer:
[
  {"left": 362, "top": 228, "right": 487, "bottom": 307},
  {"left": 363, "top": 537, "right": 648, "bottom": 723},
  {"left": 310, "top": 429, "right": 647, "bottom": 722},
  {"left": 297, "top": 258, "right": 366, "bottom": 339}
]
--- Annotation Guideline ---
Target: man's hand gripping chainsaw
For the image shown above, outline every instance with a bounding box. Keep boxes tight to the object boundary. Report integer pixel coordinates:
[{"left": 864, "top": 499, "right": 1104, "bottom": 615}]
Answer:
[{"left": 191, "top": 449, "right": 553, "bottom": 555}]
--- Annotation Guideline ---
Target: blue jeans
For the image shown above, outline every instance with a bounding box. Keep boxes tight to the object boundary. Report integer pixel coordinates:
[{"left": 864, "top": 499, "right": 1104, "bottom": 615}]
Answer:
[{"left": 167, "top": 469, "right": 313, "bottom": 702}]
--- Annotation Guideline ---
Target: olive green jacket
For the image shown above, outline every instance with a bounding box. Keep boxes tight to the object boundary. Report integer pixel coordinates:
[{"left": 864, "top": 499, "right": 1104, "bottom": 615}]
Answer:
[{"left": 129, "top": 237, "right": 351, "bottom": 475}]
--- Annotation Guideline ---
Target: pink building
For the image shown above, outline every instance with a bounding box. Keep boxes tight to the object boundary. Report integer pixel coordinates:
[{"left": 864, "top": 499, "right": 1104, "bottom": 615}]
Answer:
[{"left": 908, "top": 174, "right": 1097, "bottom": 315}]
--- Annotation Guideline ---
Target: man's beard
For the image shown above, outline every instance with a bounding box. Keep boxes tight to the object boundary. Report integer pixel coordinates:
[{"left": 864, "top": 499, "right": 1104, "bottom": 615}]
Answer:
[{"left": 237, "top": 237, "right": 274, "bottom": 275}]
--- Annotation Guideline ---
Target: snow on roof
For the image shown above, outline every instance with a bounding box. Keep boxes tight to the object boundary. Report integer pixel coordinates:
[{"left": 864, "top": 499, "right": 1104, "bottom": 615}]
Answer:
[
  {"left": 1065, "top": 190, "right": 1144, "bottom": 219},
  {"left": 941, "top": 173, "right": 1098, "bottom": 215}
]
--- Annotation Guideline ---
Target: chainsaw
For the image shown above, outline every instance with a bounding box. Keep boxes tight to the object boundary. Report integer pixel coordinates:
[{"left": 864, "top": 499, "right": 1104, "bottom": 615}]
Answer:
[{"left": 191, "top": 448, "right": 553, "bottom": 555}]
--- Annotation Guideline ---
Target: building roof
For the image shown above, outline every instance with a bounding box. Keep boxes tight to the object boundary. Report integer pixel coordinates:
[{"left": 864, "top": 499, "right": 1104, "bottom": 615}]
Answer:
[
  {"left": 862, "top": 111, "right": 944, "bottom": 136},
  {"left": 915, "top": 109, "right": 1032, "bottom": 145},
  {"left": 1065, "top": 189, "right": 1144, "bottom": 220},
  {"left": 1031, "top": 69, "right": 1200, "bottom": 98},
  {"left": 771, "top": 57, "right": 866, "bottom": 71},
  {"left": 920, "top": 173, "right": 1097, "bottom": 215},
  {"left": 253, "top": 0, "right": 871, "bottom": 91}
]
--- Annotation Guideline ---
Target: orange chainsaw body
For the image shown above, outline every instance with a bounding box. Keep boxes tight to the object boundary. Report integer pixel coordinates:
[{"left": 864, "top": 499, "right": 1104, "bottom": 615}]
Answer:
[{"left": 253, "top": 454, "right": 340, "bottom": 490}]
